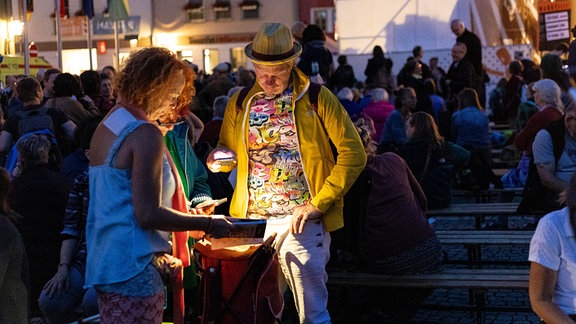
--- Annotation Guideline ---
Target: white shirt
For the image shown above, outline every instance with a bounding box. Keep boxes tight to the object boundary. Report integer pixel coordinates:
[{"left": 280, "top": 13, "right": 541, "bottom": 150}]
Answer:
[{"left": 529, "top": 207, "right": 576, "bottom": 315}]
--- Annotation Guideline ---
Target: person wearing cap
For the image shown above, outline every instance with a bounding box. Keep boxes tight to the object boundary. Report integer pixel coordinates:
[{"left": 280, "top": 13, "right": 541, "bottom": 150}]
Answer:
[
  {"left": 207, "top": 22, "right": 366, "bottom": 323},
  {"left": 529, "top": 172, "right": 576, "bottom": 323}
]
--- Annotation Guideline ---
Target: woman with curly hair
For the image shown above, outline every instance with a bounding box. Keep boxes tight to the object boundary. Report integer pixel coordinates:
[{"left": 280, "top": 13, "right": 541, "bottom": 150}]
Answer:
[{"left": 86, "top": 47, "right": 233, "bottom": 323}]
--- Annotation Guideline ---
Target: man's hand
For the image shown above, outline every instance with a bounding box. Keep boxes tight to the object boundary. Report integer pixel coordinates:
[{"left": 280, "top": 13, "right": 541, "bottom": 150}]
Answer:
[
  {"left": 291, "top": 203, "right": 322, "bottom": 234},
  {"left": 42, "top": 266, "right": 70, "bottom": 297},
  {"left": 206, "top": 147, "right": 237, "bottom": 172}
]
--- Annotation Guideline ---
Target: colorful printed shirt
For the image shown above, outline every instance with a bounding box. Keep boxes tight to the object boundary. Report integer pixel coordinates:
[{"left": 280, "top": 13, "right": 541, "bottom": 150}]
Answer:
[{"left": 247, "top": 89, "right": 310, "bottom": 218}]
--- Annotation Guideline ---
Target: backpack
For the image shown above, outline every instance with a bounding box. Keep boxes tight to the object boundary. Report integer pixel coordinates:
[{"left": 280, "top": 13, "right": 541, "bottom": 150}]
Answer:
[
  {"left": 5, "top": 108, "right": 61, "bottom": 176},
  {"left": 193, "top": 236, "right": 283, "bottom": 324},
  {"left": 15, "top": 106, "right": 55, "bottom": 136},
  {"left": 453, "top": 148, "right": 502, "bottom": 191},
  {"left": 517, "top": 120, "right": 564, "bottom": 213},
  {"left": 422, "top": 142, "right": 457, "bottom": 209}
]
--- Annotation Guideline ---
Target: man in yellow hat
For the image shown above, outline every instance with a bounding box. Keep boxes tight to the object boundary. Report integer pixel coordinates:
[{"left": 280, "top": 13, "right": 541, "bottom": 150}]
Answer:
[{"left": 207, "top": 22, "right": 366, "bottom": 323}]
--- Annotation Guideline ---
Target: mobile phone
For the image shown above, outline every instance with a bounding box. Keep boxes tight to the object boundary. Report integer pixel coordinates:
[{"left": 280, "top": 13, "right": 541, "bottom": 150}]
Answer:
[
  {"left": 196, "top": 198, "right": 228, "bottom": 209},
  {"left": 215, "top": 157, "right": 235, "bottom": 166}
]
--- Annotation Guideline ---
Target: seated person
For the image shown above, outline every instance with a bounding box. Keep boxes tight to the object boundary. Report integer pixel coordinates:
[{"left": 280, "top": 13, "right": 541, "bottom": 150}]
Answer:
[
  {"left": 397, "top": 112, "right": 469, "bottom": 209},
  {"left": 451, "top": 88, "right": 491, "bottom": 163},
  {"left": 352, "top": 117, "right": 445, "bottom": 321},
  {"left": 362, "top": 88, "right": 394, "bottom": 142},
  {"left": 8, "top": 134, "right": 72, "bottom": 318},
  {"left": 530, "top": 103, "right": 576, "bottom": 212},
  {"left": 379, "top": 87, "right": 416, "bottom": 152},
  {"left": 354, "top": 117, "right": 444, "bottom": 274},
  {"left": 529, "top": 173, "right": 576, "bottom": 322},
  {"left": 0, "top": 167, "right": 28, "bottom": 324},
  {"left": 336, "top": 87, "right": 370, "bottom": 117},
  {"left": 451, "top": 88, "right": 494, "bottom": 191},
  {"left": 38, "top": 117, "right": 101, "bottom": 322},
  {"left": 38, "top": 171, "right": 99, "bottom": 323}
]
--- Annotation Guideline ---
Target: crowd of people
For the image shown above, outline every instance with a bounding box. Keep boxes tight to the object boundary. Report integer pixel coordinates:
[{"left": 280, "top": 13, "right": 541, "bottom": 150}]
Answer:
[{"left": 1, "top": 17, "right": 576, "bottom": 324}]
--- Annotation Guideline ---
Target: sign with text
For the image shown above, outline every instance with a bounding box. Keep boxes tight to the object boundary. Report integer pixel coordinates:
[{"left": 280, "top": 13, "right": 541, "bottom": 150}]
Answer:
[
  {"left": 92, "top": 16, "right": 140, "bottom": 35},
  {"left": 539, "top": 0, "right": 571, "bottom": 51},
  {"left": 544, "top": 11, "right": 570, "bottom": 41},
  {"left": 60, "top": 16, "right": 88, "bottom": 37}
]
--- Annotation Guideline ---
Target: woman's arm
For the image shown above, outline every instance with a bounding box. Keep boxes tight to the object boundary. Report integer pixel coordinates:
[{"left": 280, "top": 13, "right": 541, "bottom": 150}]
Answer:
[
  {"left": 128, "top": 124, "right": 231, "bottom": 237},
  {"left": 529, "top": 262, "right": 574, "bottom": 323}
]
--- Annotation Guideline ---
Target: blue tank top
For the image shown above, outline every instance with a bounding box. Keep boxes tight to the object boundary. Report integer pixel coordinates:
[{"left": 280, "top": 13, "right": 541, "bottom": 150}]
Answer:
[{"left": 85, "top": 118, "right": 171, "bottom": 287}]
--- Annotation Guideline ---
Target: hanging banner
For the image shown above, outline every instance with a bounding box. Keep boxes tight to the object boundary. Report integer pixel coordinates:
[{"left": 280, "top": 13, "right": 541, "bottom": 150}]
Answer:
[{"left": 92, "top": 16, "right": 140, "bottom": 35}]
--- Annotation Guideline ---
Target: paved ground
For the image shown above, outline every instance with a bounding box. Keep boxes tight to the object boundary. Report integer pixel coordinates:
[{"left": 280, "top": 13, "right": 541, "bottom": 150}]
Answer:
[{"left": 327, "top": 211, "right": 541, "bottom": 324}]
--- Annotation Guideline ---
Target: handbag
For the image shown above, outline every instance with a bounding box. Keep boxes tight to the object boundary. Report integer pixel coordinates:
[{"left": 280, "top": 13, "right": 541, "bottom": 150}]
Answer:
[{"left": 193, "top": 234, "right": 284, "bottom": 324}]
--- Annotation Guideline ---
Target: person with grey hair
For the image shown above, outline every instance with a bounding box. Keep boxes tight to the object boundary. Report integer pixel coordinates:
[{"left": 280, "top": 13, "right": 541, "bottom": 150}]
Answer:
[
  {"left": 532, "top": 102, "right": 576, "bottom": 197},
  {"left": 362, "top": 88, "right": 394, "bottom": 141},
  {"left": 198, "top": 95, "right": 229, "bottom": 148},
  {"left": 8, "top": 134, "right": 72, "bottom": 318},
  {"left": 450, "top": 19, "right": 482, "bottom": 83},
  {"left": 515, "top": 79, "right": 564, "bottom": 157}
]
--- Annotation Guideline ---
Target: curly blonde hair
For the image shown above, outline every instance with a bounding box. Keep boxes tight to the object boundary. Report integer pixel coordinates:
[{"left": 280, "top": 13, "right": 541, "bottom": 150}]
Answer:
[
  {"left": 115, "top": 47, "right": 196, "bottom": 118},
  {"left": 354, "top": 116, "right": 377, "bottom": 157}
]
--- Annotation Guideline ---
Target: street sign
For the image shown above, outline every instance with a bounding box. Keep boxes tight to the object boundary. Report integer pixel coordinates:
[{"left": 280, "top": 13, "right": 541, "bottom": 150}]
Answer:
[{"left": 29, "top": 43, "right": 38, "bottom": 57}]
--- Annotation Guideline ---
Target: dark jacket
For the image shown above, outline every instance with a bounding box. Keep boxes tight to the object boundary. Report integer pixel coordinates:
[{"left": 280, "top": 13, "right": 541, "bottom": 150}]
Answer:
[
  {"left": 446, "top": 58, "right": 476, "bottom": 99},
  {"left": 8, "top": 165, "right": 71, "bottom": 315},
  {"left": 297, "top": 40, "right": 334, "bottom": 82},
  {"left": 397, "top": 139, "right": 470, "bottom": 209},
  {"left": 457, "top": 29, "right": 482, "bottom": 75}
]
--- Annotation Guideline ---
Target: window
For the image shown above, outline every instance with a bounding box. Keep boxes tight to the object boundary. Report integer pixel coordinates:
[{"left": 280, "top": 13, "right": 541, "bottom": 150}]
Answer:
[
  {"left": 240, "top": 0, "right": 260, "bottom": 19},
  {"left": 230, "top": 47, "right": 246, "bottom": 70},
  {"left": 311, "top": 7, "right": 335, "bottom": 34},
  {"left": 203, "top": 48, "right": 220, "bottom": 75},
  {"left": 184, "top": 1, "right": 204, "bottom": 22},
  {"left": 214, "top": 0, "right": 231, "bottom": 20}
]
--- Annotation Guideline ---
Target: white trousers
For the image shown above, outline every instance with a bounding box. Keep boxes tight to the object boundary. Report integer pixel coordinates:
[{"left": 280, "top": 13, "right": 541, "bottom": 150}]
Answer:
[{"left": 264, "top": 216, "right": 332, "bottom": 324}]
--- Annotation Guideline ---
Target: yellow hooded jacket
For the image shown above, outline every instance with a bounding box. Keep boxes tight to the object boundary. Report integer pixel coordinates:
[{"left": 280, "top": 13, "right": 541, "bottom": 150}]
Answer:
[{"left": 217, "top": 67, "right": 366, "bottom": 232}]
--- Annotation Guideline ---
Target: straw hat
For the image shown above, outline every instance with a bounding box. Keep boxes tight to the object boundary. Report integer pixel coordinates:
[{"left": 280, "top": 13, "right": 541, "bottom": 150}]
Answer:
[{"left": 245, "top": 23, "right": 302, "bottom": 65}]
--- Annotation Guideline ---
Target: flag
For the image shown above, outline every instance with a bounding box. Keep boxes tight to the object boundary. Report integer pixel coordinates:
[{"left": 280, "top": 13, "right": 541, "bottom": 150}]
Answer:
[
  {"left": 58, "top": 0, "right": 67, "bottom": 18},
  {"left": 108, "top": 0, "right": 129, "bottom": 21},
  {"left": 83, "top": 0, "right": 94, "bottom": 19}
]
